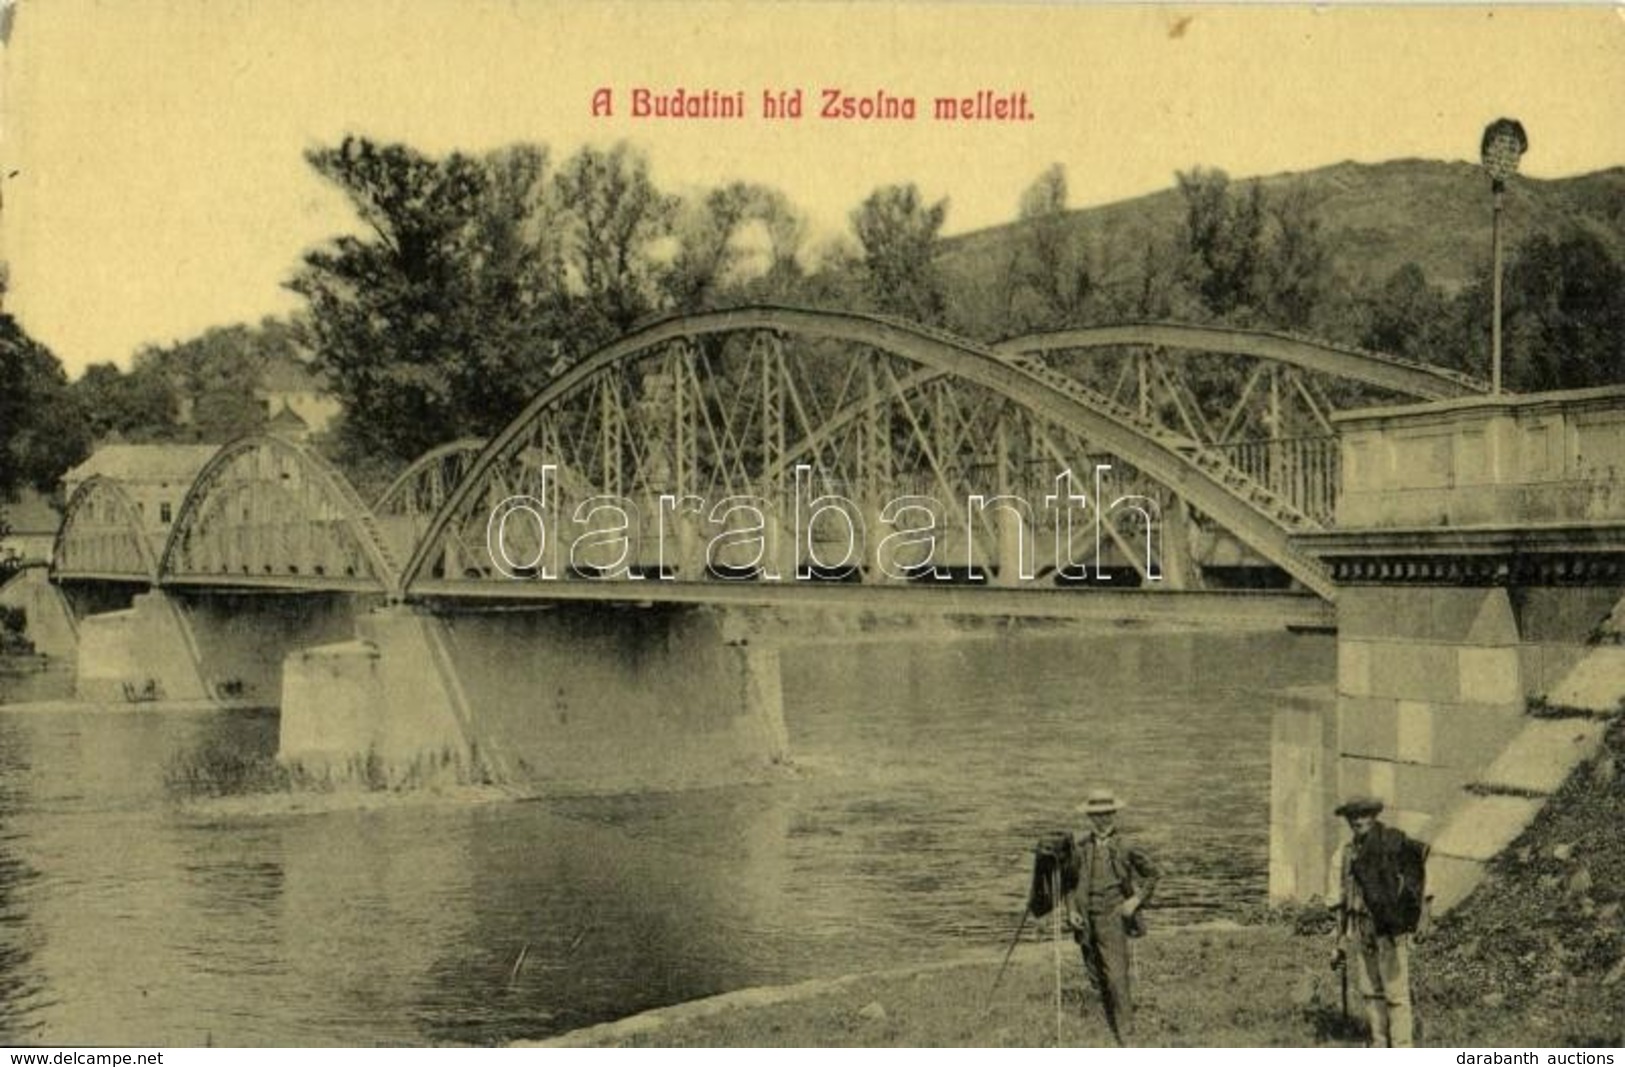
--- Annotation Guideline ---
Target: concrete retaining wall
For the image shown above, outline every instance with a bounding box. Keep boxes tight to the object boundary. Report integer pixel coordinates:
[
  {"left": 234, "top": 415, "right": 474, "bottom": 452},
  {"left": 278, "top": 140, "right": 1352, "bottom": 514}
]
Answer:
[
  {"left": 1268, "top": 685, "right": 1336, "bottom": 902},
  {"left": 1330, "top": 586, "right": 1528, "bottom": 838},
  {"left": 1272, "top": 581, "right": 1625, "bottom": 906},
  {"left": 175, "top": 591, "right": 365, "bottom": 704},
  {"left": 72, "top": 589, "right": 368, "bottom": 705}
]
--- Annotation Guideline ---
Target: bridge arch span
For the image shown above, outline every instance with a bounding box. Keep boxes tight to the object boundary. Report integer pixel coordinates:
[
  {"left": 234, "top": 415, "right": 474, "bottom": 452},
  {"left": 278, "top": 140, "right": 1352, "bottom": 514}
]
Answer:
[
  {"left": 159, "top": 435, "right": 400, "bottom": 591},
  {"left": 52, "top": 475, "right": 162, "bottom": 583},
  {"left": 402, "top": 306, "right": 1336, "bottom": 599},
  {"left": 373, "top": 439, "right": 487, "bottom": 564},
  {"left": 374, "top": 438, "right": 487, "bottom": 517}
]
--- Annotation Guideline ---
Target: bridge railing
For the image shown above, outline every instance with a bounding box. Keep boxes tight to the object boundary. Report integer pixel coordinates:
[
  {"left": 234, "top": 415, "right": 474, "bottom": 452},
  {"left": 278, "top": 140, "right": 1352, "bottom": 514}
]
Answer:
[
  {"left": 1213, "top": 435, "right": 1340, "bottom": 527},
  {"left": 1335, "top": 386, "right": 1625, "bottom": 529}
]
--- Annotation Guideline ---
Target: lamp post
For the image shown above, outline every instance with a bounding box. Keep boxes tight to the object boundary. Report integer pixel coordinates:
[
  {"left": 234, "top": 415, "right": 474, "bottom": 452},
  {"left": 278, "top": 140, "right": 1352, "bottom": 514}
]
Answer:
[{"left": 1480, "top": 118, "right": 1527, "bottom": 395}]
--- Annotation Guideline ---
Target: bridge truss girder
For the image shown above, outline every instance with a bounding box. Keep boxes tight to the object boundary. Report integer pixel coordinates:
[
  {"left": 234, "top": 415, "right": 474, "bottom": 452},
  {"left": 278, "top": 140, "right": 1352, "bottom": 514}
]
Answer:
[
  {"left": 996, "top": 324, "right": 1489, "bottom": 526},
  {"left": 402, "top": 307, "right": 1336, "bottom": 600},
  {"left": 52, "top": 475, "right": 162, "bottom": 583},
  {"left": 159, "top": 436, "right": 399, "bottom": 590}
]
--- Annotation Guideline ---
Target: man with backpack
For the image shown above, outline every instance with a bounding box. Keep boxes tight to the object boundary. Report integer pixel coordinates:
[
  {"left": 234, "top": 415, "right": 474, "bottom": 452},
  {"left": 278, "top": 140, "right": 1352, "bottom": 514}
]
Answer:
[{"left": 1327, "top": 795, "right": 1432, "bottom": 1048}]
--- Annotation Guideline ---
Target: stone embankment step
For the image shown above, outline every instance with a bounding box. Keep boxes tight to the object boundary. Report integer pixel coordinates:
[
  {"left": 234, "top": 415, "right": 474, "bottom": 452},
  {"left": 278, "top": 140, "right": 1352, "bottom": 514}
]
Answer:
[{"left": 1427, "top": 644, "right": 1625, "bottom": 913}]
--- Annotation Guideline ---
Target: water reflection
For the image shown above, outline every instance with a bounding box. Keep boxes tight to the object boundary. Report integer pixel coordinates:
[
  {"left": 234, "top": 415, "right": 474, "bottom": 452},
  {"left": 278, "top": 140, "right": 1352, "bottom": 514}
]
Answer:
[
  {"left": 0, "top": 717, "right": 46, "bottom": 1045},
  {"left": 0, "top": 628, "right": 1332, "bottom": 1044},
  {"left": 413, "top": 791, "right": 797, "bottom": 1044}
]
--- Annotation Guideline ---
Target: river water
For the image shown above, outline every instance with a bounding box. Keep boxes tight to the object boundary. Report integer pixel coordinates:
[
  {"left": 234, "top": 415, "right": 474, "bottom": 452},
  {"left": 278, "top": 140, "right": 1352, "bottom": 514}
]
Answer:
[{"left": 0, "top": 627, "right": 1331, "bottom": 1046}]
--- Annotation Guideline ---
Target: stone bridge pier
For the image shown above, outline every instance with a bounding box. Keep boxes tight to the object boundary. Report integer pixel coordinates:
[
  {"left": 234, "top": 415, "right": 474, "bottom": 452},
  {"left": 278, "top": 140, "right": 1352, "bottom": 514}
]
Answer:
[
  {"left": 278, "top": 602, "right": 789, "bottom": 791},
  {"left": 1272, "top": 386, "right": 1625, "bottom": 908}
]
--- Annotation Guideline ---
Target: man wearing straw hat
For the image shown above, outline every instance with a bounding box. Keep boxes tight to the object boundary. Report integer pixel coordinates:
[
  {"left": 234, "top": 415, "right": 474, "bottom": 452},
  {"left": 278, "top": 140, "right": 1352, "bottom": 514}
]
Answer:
[{"left": 1064, "top": 787, "right": 1160, "bottom": 1045}]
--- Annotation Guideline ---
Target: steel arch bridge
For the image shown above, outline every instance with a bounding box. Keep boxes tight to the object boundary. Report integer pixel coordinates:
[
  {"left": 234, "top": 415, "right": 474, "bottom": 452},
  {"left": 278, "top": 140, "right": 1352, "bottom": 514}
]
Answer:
[
  {"left": 51, "top": 307, "right": 1488, "bottom": 607},
  {"left": 54, "top": 435, "right": 402, "bottom": 594},
  {"left": 400, "top": 307, "right": 1462, "bottom": 603}
]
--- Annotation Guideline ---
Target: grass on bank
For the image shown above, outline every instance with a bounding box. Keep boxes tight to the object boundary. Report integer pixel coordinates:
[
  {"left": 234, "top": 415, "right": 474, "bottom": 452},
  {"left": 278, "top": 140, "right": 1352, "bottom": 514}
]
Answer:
[
  {"left": 1416, "top": 713, "right": 1625, "bottom": 1048},
  {"left": 163, "top": 741, "right": 479, "bottom": 797},
  {"left": 545, "top": 925, "right": 1369, "bottom": 1048}
]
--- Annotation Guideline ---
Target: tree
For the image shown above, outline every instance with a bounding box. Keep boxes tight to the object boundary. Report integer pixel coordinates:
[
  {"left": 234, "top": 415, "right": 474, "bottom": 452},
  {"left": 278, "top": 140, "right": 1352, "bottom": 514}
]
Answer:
[
  {"left": 1009, "top": 164, "right": 1093, "bottom": 330},
  {"left": 69, "top": 319, "right": 311, "bottom": 447},
  {"left": 1259, "top": 182, "right": 1333, "bottom": 332},
  {"left": 665, "top": 183, "right": 806, "bottom": 310},
  {"left": 752, "top": 187, "right": 809, "bottom": 298},
  {"left": 849, "top": 183, "right": 948, "bottom": 324},
  {"left": 554, "top": 143, "right": 677, "bottom": 353},
  {"left": 448, "top": 144, "right": 572, "bottom": 423},
  {"left": 1502, "top": 231, "right": 1625, "bottom": 390},
  {"left": 665, "top": 183, "right": 760, "bottom": 311},
  {"left": 289, "top": 136, "right": 566, "bottom": 464},
  {"left": 135, "top": 320, "right": 305, "bottom": 441},
  {"left": 0, "top": 316, "right": 92, "bottom": 500},
  {"left": 1433, "top": 232, "right": 1625, "bottom": 390},
  {"left": 1360, "top": 263, "right": 1455, "bottom": 364},
  {"left": 1176, "top": 168, "right": 1265, "bottom": 320},
  {"left": 71, "top": 361, "right": 180, "bottom": 443}
]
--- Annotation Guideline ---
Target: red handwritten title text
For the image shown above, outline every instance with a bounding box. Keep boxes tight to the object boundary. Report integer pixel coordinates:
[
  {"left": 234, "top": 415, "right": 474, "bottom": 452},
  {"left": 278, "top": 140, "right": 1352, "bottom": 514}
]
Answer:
[{"left": 590, "top": 87, "right": 1034, "bottom": 123}]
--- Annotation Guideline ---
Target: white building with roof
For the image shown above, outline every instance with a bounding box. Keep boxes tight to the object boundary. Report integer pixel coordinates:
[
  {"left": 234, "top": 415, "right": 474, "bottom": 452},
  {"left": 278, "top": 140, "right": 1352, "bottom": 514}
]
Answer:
[{"left": 61, "top": 444, "right": 220, "bottom": 541}]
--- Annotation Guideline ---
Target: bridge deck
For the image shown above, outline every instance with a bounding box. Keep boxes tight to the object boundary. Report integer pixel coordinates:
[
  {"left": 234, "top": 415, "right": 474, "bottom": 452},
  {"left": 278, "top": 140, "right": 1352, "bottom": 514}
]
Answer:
[
  {"left": 408, "top": 578, "right": 1335, "bottom": 628},
  {"left": 157, "top": 574, "right": 390, "bottom": 595}
]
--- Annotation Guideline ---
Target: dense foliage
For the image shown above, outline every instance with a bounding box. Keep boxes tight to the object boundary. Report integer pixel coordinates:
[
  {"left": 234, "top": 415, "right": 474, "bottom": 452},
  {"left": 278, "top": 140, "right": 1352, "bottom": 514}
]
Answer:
[
  {"left": 0, "top": 315, "right": 90, "bottom": 549},
  {"left": 950, "top": 163, "right": 1625, "bottom": 393},
  {"left": 0, "top": 315, "right": 91, "bottom": 503},
  {"left": 69, "top": 319, "right": 302, "bottom": 446},
  {"left": 286, "top": 137, "right": 815, "bottom": 466},
  {"left": 46, "top": 142, "right": 1625, "bottom": 489}
]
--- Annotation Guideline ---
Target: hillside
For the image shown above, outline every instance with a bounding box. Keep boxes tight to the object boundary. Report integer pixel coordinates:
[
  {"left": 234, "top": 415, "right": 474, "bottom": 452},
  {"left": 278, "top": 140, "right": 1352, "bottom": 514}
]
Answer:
[{"left": 938, "top": 159, "right": 1625, "bottom": 334}]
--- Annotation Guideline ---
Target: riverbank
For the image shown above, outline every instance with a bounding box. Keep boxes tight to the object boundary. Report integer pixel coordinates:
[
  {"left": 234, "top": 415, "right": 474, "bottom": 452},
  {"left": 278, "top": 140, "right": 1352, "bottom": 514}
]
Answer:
[
  {"left": 534, "top": 713, "right": 1625, "bottom": 1048},
  {"left": 530, "top": 923, "right": 1362, "bottom": 1048}
]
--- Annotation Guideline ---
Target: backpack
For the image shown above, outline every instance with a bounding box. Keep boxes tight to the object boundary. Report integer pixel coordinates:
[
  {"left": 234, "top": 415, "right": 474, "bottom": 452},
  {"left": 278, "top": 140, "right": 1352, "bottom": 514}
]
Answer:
[{"left": 1351, "top": 825, "right": 1429, "bottom": 936}]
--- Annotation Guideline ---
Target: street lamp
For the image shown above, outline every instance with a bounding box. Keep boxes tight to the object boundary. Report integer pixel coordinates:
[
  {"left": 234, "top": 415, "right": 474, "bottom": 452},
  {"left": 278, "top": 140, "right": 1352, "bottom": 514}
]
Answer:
[{"left": 1481, "top": 118, "right": 1527, "bottom": 394}]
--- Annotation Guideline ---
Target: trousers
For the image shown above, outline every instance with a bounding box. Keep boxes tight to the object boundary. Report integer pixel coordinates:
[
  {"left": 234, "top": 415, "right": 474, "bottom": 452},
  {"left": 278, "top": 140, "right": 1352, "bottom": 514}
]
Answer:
[
  {"left": 1074, "top": 910, "right": 1133, "bottom": 1044},
  {"left": 1349, "top": 917, "right": 1414, "bottom": 1047}
]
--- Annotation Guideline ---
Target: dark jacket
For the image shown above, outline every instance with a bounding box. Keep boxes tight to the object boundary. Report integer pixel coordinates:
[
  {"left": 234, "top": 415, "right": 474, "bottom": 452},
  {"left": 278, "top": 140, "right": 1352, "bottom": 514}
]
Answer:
[
  {"left": 1069, "top": 830, "right": 1160, "bottom": 916},
  {"left": 1349, "top": 823, "right": 1429, "bottom": 937},
  {"left": 1027, "top": 830, "right": 1161, "bottom": 925}
]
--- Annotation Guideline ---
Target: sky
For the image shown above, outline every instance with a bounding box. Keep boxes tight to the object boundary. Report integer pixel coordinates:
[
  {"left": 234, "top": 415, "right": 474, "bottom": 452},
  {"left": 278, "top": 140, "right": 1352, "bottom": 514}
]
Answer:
[{"left": 2, "top": 0, "right": 1623, "bottom": 377}]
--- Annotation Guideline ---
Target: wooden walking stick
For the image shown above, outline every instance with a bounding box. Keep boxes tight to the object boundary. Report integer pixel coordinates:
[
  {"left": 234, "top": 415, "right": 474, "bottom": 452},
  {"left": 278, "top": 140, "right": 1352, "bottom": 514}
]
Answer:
[
  {"left": 1128, "top": 924, "right": 1138, "bottom": 1004},
  {"left": 1051, "top": 866, "right": 1064, "bottom": 1046},
  {"left": 1339, "top": 952, "right": 1349, "bottom": 1023},
  {"left": 1332, "top": 902, "right": 1355, "bottom": 1041}
]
